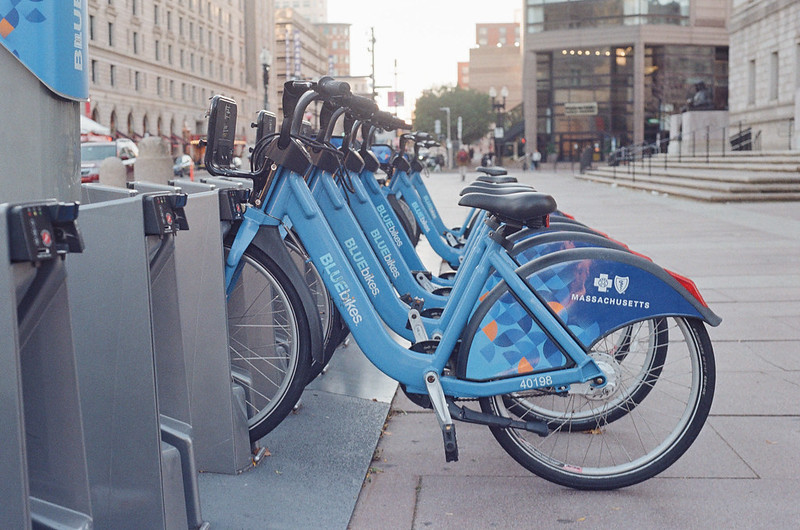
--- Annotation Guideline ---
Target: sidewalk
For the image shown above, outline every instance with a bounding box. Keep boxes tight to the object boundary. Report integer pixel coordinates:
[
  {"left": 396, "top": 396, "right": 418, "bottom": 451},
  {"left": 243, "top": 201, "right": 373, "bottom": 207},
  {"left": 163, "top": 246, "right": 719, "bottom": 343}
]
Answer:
[
  {"left": 350, "top": 169, "right": 800, "bottom": 529},
  {"left": 199, "top": 169, "right": 800, "bottom": 529}
]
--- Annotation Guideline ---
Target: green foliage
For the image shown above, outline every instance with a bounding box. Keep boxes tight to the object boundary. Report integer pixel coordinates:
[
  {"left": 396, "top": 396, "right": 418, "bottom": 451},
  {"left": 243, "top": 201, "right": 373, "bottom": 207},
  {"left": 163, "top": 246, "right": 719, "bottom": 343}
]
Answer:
[{"left": 413, "top": 86, "right": 492, "bottom": 145}]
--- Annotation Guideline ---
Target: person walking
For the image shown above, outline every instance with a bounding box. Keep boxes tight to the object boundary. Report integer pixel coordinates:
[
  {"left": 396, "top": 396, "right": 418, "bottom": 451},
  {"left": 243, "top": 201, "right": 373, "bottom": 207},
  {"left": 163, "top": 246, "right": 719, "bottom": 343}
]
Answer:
[{"left": 456, "top": 147, "right": 470, "bottom": 181}]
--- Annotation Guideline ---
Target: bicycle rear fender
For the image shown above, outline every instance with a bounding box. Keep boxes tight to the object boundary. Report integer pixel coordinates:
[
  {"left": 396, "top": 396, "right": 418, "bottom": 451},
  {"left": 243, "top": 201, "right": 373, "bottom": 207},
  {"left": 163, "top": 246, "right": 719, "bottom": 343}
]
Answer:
[
  {"left": 456, "top": 247, "right": 720, "bottom": 382},
  {"left": 227, "top": 223, "right": 326, "bottom": 365}
]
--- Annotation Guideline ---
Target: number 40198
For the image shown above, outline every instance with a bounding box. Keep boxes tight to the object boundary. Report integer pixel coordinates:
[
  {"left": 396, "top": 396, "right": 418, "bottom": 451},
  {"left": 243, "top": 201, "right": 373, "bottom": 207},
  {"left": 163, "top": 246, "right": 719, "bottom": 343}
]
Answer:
[{"left": 520, "top": 375, "right": 553, "bottom": 389}]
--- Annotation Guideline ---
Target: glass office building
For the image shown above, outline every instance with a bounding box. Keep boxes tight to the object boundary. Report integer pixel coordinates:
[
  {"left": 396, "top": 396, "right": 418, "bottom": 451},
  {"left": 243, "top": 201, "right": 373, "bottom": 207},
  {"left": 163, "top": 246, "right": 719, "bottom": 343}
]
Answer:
[{"left": 523, "top": 0, "right": 730, "bottom": 161}]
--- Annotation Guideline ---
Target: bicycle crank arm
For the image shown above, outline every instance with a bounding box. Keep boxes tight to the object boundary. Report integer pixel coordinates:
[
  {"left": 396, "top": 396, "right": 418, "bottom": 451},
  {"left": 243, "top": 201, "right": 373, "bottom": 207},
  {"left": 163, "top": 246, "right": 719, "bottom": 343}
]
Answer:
[{"left": 447, "top": 400, "right": 549, "bottom": 437}]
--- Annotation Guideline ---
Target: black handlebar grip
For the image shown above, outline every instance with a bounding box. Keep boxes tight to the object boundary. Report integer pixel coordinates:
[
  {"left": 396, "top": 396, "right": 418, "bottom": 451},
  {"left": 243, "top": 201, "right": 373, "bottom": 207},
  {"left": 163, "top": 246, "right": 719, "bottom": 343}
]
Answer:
[
  {"left": 414, "top": 132, "right": 431, "bottom": 141},
  {"left": 371, "top": 110, "right": 394, "bottom": 129},
  {"left": 316, "top": 76, "right": 351, "bottom": 98},
  {"left": 344, "top": 93, "right": 378, "bottom": 117},
  {"left": 392, "top": 117, "right": 412, "bottom": 130}
]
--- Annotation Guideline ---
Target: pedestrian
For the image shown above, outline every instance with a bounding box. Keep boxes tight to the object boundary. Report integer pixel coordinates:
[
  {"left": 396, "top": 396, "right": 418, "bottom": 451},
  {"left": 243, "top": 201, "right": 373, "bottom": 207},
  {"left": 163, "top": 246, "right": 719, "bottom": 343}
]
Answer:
[
  {"left": 532, "top": 150, "right": 542, "bottom": 170},
  {"left": 456, "top": 147, "right": 470, "bottom": 181}
]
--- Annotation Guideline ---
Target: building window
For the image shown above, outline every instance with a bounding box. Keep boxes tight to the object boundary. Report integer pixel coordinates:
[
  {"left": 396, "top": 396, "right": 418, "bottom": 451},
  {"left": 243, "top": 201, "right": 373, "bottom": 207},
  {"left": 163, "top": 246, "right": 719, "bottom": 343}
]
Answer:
[
  {"left": 170, "top": 80, "right": 175, "bottom": 99},
  {"left": 181, "top": 83, "right": 186, "bottom": 101},
  {"left": 748, "top": 59, "right": 756, "bottom": 105},
  {"left": 135, "top": 71, "right": 141, "bottom": 91},
  {"left": 157, "top": 76, "right": 162, "bottom": 95},
  {"left": 110, "top": 64, "right": 116, "bottom": 86},
  {"left": 89, "top": 15, "right": 95, "bottom": 40},
  {"left": 108, "top": 22, "right": 114, "bottom": 46},
  {"left": 154, "top": 5, "right": 159, "bottom": 25},
  {"left": 190, "top": 53, "right": 195, "bottom": 71},
  {"left": 180, "top": 49, "right": 184, "bottom": 68},
  {"left": 769, "top": 51, "right": 779, "bottom": 100},
  {"left": 132, "top": 0, "right": 138, "bottom": 16},
  {"left": 179, "top": 17, "right": 184, "bottom": 36},
  {"left": 91, "top": 60, "right": 97, "bottom": 83},
  {"left": 133, "top": 32, "right": 139, "bottom": 54},
  {"left": 167, "top": 11, "right": 172, "bottom": 31},
  {"left": 155, "top": 40, "right": 160, "bottom": 61}
]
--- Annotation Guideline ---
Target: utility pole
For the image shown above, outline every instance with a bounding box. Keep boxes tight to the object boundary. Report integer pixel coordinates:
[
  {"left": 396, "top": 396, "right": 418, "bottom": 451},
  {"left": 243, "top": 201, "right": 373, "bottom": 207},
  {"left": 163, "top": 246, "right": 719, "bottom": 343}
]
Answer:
[
  {"left": 440, "top": 106, "right": 452, "bottom": 169},
  {"left": 369, "top": 27, "right": 377, "bottom": 101}
]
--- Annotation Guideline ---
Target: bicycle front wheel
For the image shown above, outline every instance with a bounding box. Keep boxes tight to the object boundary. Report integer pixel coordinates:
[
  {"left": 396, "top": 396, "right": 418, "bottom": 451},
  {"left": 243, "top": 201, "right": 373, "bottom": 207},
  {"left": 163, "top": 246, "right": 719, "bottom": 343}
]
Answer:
[
  {"left": 225, "top": 243, "right": 313, "bottom": 442},
  {"left": 481, "top": 317, "right": 715, "bottom": 490}
]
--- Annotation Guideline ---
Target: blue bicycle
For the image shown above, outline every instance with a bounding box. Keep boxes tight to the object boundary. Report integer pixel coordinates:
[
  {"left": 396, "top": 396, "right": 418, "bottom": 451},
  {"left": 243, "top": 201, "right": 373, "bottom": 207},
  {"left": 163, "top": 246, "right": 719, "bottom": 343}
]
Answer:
[{"left": 206, "top": 77, "right": 719, "bottom": 490}]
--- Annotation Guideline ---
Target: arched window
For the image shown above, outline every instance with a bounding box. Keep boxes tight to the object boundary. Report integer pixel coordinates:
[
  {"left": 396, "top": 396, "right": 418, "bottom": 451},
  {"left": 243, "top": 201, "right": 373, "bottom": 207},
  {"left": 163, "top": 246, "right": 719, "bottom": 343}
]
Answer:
[
  {"left": 127, "top": 112, "right": 135, "bottom": 136},
  {"left": 109, "top": 111, "right": 117, "bottom": 135},
  {"left": 143, "top": 114, "right": 149, "bottom": 135},
  {"left": 157, "top": 116, "right": 163, "bottom": 136}
]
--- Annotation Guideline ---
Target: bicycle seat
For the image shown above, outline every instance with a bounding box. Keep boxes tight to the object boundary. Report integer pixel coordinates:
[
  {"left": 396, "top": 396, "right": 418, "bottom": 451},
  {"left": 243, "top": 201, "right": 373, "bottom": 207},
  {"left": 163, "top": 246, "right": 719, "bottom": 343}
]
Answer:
[
  {"left": 459, "top": 182, "right": 535, "bottom": 196},
  {"left": 458, "top": 191, "right": 556, "bottom": 228},
  {"left": 477, "top": 166, "right": 508, "bottom": 177},
  {"left": 476, "top": 175, "right": 517, "bottom": 184}
]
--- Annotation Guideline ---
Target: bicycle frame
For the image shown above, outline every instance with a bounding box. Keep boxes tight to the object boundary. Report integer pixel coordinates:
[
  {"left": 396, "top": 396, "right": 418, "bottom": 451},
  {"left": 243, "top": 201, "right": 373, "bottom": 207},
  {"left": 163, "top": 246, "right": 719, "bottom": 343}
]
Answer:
[{"left": 226, "top": 165, "right": 606, "bottom": 396}]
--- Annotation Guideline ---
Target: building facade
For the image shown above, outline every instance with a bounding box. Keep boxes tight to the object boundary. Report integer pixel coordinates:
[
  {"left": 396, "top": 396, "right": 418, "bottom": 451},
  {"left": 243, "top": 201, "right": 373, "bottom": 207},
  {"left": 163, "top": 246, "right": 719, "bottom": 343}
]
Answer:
[
  {"left": 728, "top": 0, "right": 800, "bottom": 151},
  {"left": 273, "top": 0, "right": 327, "bottom": 24},
  {"left": 274, "top": 8, "right": 328, "bottom": 124},
  {"left": 86, "top": 0, "right": 274, "bottom": 152},
  {"left": 317, "top": 23, "right": 351, "bottom": 77},
  {"left": 522, "top": 0, "right": 730, "bottom": 161}
]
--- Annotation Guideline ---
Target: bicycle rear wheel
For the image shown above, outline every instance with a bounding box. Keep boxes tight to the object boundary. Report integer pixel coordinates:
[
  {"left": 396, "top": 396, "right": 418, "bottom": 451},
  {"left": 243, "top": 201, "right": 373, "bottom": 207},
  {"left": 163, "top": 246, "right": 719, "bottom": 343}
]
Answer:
[
  {"left": 481, "top": 317, "right": 714, "bottom": 490},
  {"left": 503, "top": 318, "right": 668, "bottom": 431},
  {"left": 225, "top": 243, "right": 312, "bottom": 442}
]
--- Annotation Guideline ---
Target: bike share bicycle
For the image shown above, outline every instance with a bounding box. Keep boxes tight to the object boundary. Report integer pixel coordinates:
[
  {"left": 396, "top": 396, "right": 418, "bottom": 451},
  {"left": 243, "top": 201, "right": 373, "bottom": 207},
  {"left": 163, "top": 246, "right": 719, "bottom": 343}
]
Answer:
[{"left": 206, "top": 77, "right": 720, "bottom": 490}]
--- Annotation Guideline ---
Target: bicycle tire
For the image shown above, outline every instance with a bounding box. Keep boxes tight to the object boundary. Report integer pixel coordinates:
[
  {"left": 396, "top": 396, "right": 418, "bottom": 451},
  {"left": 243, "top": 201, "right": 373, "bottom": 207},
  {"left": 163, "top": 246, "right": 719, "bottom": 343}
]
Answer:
[
  {"left": 224, "top": 243, "right": 313, "bottom": 442},
  {"left": 480, "top": 317, "right": 715, "bottom": 490},
  {"left": 283, "top": 237, "right": 345, "bottom": 381},
  {"left": 389, "top": 195, "right": 420, "bottom": 247}
]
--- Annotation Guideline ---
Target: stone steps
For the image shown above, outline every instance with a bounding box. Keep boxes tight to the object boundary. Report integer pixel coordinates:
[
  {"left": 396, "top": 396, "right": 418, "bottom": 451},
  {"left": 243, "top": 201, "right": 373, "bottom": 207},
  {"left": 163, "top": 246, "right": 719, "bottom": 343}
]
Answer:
[{"left": 578, "top": 151, "right": 800, "bottom": 201}]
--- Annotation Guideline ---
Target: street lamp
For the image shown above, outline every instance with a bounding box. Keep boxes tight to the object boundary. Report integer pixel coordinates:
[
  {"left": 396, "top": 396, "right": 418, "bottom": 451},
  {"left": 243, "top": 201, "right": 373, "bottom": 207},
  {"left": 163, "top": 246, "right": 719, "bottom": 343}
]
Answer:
[
  {"left": 439, "top": 106, "right": 451, "bottom": 169},
  {"left": 489, "top": 86, "right": 508, "bottom": 165},
  {"left": 260, "top": 48, "right": 272, "bottom": 111}
]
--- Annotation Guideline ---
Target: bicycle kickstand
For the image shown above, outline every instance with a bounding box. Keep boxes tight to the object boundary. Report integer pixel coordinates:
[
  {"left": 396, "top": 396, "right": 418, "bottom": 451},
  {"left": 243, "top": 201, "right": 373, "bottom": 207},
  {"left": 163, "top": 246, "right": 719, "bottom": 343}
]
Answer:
[{"left": 424, "top": 371, "right": 458, "bottom": 462}]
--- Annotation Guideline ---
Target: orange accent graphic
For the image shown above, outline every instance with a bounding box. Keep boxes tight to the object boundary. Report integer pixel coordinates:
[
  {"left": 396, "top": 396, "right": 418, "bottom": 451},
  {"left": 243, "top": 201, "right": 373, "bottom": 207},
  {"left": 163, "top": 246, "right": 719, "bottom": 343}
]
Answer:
[
  {"left": 482, "top": 320, "right": 498, "bottom": 341},
  {"left": 0, "top": 19, "right": 15, "bottom": 39},
  {"left": 548, "top": 301, "right": 565, "bottom": 313},
  {"left": 479, "top": 291, "right": 490, "bottom": 302},
  {"left": 517, "top": 357, "right": 534, "bottom": 374}
]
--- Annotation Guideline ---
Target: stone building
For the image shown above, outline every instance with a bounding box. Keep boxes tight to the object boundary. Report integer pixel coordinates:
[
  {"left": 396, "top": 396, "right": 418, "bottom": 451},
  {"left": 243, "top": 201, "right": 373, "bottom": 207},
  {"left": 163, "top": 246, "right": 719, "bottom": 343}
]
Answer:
[
  {"left": 522, "top": 0, "right": 730, "bottom": 161},
  {"left": 317, "top": 23, "right": 351, "bottom": 77},
  {"left": 86, "top": 0, "right": 274, "bottom": 153},
  {"left": 728, "top": 0, "right": 800, "bottom": 151},
  {"left": 274, "top": 8, "right": 328, "bottom": 124}
]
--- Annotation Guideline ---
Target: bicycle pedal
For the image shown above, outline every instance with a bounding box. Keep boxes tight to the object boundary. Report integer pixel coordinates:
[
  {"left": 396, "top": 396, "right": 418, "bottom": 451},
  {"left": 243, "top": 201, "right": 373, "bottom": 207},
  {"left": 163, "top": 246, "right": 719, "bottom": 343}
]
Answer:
[{"left": 442, "top": 424, "right": 459, "bottom": 462}]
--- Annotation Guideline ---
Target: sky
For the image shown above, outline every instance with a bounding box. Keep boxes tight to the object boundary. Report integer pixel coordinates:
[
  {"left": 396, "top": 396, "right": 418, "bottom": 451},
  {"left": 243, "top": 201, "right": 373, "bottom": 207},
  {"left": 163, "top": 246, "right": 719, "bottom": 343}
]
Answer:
[{"left": 327, "top": 0, "right": 522, "bottom": 121}]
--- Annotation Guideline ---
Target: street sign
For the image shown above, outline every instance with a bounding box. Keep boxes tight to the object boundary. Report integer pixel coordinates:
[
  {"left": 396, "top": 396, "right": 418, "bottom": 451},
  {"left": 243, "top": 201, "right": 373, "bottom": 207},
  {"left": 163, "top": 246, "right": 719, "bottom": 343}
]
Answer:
[{"left": 564, "top": 102, "right": 598, "bottom": 116}]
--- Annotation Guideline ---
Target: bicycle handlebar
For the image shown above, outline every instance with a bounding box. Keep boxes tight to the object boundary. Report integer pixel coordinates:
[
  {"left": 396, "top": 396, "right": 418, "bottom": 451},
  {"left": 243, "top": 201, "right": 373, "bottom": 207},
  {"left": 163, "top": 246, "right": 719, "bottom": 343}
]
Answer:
[{"left": 316, "top": 76, "right": 351, "bottom": 98}]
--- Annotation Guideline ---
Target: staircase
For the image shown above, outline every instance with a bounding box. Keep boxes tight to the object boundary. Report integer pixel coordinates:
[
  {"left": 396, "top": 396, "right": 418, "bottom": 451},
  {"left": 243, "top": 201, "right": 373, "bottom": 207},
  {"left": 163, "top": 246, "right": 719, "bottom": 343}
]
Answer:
[{"left": 576, "top": 151, "right": 800, "bottom": 202}]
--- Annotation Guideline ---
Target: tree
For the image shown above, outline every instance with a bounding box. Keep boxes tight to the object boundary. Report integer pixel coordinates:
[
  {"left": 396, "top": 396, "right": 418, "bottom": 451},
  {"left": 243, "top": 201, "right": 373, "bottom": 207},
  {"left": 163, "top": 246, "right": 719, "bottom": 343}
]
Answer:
[{"left": 413, "top": 86, "right": 492, "bottom": 145}]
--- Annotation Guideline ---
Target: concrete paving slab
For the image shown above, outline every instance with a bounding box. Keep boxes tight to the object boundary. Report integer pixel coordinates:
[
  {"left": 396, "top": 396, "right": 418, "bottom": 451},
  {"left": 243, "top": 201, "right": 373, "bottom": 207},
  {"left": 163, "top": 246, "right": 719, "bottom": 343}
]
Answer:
[
  {"left": 710, "top": 371, "right": 800, "bottom": 415},
  {"left": 710, "top": 416, "right": 800, "bottom": 479},
  {"left": 412, "top": 476, "right": 798, "bottom": 529}
]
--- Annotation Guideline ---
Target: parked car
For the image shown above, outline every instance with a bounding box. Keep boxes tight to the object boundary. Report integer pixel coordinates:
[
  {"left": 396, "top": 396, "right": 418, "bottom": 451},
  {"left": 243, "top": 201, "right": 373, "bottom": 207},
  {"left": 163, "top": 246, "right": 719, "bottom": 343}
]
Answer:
[
  {"left": 173, "top": 154, "right": 194, "bottom": 177},
  {"left": 80, "top": 139, "right": 138, "bottom": 182}
]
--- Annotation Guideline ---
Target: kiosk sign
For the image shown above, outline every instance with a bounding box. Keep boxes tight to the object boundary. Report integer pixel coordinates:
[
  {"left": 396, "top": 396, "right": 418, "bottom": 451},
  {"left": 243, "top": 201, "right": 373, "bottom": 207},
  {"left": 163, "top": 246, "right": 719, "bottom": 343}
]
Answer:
[{"left": 0, "top": 0, "right": 89, "bottom": 101}]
